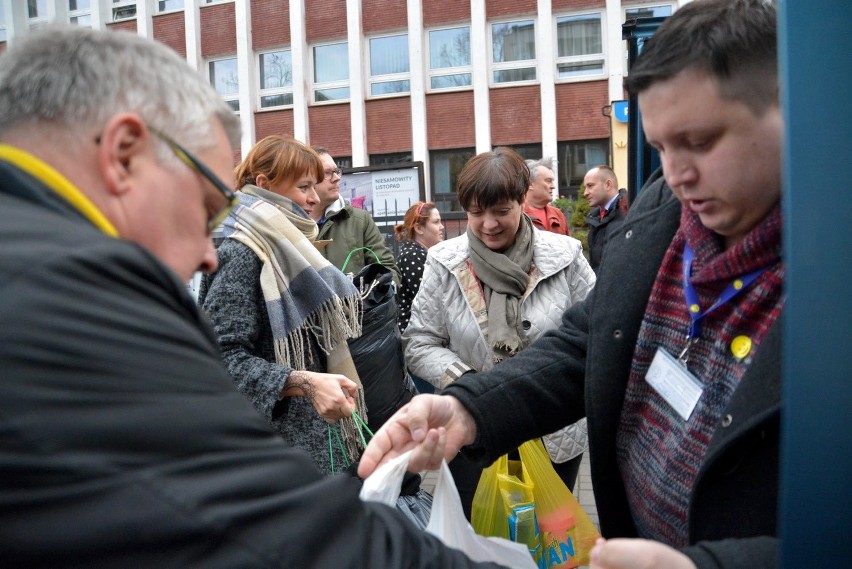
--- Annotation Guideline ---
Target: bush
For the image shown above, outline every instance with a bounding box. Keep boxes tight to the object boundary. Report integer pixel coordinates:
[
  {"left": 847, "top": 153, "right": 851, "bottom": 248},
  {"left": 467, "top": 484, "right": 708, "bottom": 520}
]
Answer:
[
  {"left": 571, "top": 187, "right": 591, "bottom": 228},
  {"left": 552, "top": 190, "right": 590, "bottom": 255},
  {"left": 572, "top": 229, "right": 589, "bottom": 254}
]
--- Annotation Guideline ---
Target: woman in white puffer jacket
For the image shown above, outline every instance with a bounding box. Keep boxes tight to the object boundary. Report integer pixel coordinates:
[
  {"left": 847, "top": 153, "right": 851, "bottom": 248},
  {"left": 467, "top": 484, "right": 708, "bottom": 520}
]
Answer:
[{"left": 402, "top": 147, "right": 596, "bottom": 519}]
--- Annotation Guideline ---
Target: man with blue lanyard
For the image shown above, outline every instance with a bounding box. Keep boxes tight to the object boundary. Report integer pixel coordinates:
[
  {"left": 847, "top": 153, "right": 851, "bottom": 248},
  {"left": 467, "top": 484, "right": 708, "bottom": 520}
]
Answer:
[{"left": 360, "top": 1, "right": 784, "bottom": 568}]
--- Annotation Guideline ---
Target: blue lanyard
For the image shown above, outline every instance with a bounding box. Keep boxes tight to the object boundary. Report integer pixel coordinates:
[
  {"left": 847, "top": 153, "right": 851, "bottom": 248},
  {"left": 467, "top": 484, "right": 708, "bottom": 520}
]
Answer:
[{"left": 679, "top": 243, "right": 766, "bottom": 363}]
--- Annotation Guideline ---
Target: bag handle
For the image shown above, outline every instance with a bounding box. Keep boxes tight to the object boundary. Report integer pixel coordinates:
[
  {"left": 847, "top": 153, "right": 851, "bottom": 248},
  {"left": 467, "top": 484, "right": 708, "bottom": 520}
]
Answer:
[
  {"left": 328, "top": 411, "right": 373, "bottom": 475},
  {"left": 341, "top": 247, "right": 381, "bottom": 273}
]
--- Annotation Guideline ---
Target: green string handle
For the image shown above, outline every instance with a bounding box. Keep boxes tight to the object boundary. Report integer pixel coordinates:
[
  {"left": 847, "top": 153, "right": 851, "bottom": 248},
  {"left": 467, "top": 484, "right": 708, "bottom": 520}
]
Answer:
[
  {"left": 341, "top": 247, "right": 381, "bottom": 273},
  {"left": 327, "top": 410, "right": 374, "bottom": 475}
]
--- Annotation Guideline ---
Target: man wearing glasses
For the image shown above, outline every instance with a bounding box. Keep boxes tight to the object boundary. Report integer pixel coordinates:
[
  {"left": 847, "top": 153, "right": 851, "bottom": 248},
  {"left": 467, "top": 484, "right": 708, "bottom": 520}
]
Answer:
[
  {"left": 0, "top": 27, "right": 502, "bottom": 569},
  {"left": 310, "top": 146, "right": 401, "bottom": 287}
]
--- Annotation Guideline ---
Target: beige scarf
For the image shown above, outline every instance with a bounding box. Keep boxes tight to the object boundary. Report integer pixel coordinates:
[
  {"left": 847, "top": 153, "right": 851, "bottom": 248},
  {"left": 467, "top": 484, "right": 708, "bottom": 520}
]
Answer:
[{"left": 466, "top": 214, "right": 535, "bottom": 362}]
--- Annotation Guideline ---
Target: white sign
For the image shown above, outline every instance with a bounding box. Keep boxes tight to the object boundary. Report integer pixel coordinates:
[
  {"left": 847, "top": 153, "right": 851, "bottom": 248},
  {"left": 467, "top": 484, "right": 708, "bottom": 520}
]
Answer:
[{"left": 339, "top": 165, "right": 422, "bottom": 218}]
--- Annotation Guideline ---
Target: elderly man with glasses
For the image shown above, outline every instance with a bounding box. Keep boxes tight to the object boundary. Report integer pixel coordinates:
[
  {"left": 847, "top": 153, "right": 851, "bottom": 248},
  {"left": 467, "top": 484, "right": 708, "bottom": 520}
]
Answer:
[
  {"left": 0, "top": 27, "right": 505, "bottom": 569},
  {"left": 310, "top": 146, "right": 401, "bottom": 287}
]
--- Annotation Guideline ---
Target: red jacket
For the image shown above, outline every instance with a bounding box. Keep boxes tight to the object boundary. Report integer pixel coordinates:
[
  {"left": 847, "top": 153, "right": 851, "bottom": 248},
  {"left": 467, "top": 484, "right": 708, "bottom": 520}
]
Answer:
[{"left": 524, "top": 203, "right": 569, "bottom": 235}]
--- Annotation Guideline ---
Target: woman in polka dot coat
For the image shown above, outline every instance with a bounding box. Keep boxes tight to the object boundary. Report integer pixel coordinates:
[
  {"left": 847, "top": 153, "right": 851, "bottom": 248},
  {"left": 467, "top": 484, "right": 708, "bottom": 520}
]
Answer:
[{"left": 394, "top": 202, "right": 444, "bottom": 332}]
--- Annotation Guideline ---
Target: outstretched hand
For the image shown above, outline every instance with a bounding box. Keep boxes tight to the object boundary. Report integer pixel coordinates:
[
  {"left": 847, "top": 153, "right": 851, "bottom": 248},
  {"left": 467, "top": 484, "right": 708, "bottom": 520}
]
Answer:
[
  {"left": 590, "top": 538, "right": 698, "bottom": 569},
  {"left": 357, "top": 394, "right": 477, "bottom": 479}
]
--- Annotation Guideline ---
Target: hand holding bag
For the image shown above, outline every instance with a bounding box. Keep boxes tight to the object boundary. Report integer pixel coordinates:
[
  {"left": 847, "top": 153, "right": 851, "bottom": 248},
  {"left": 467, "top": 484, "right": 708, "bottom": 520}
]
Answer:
[{"left": 360, "top": 451, "right": 537, "bottom": 569}]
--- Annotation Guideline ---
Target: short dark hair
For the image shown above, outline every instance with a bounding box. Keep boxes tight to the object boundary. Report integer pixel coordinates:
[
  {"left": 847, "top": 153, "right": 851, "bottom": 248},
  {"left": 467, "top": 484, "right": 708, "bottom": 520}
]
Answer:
[
  {"left": 624, "top": 0, "right": 777, "bottom": 115},
  {"left": 457, "top": 147, "right": 529, "bottom": 211}
]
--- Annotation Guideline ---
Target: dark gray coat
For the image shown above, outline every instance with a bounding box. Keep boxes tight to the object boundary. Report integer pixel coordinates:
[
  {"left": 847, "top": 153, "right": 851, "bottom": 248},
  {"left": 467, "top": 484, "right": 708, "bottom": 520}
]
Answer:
[
  {"left": 445, "top": 170, "right": 780, "bottom": 569},
  {"left": 585, "top": 189, "right": 627, "bottom": 272},
  {"left": 199, "top": 239, "right": 348, "bottom": 475}
]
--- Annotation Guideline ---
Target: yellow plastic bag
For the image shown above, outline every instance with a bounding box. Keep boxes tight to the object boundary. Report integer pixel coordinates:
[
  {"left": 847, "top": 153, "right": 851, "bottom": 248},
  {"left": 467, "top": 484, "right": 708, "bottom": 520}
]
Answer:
[
  {"left": 471, "top": 439, "right": 600, "bottom": 569},
  {"left": 472, "top": 453, "right": 542, "bottom": 564},
  {"left": 471, "top": 454, "right": 510, "bottom": 539},
  {"left": 519, "top": 438, "right": 599, "bottom": 568}
]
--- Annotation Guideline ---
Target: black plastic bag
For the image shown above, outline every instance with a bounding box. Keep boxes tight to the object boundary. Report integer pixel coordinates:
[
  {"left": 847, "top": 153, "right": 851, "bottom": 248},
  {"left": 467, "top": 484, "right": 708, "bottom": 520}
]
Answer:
[{"left": 348, "top": 263, "right": 415, "bottom": 432}]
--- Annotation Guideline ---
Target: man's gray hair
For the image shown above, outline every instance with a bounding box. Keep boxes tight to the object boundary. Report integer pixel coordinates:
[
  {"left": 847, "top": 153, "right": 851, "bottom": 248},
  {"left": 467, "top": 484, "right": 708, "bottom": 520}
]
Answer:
[
  {"left": 0, "top": 26, "right": 240, "bottom": 154},
  {"left": 525, "top": 157, "right": 556, "bottom": 182}
]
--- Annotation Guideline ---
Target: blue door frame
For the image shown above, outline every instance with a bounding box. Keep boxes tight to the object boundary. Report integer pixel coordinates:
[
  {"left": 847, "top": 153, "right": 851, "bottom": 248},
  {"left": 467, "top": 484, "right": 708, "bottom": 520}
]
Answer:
[{"left": 778, "top": 1, "right": 852, "bottom": 565}]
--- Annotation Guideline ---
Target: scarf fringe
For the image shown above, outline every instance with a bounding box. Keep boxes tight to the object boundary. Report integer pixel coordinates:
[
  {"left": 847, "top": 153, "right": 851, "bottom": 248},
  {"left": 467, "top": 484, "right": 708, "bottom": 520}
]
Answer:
[
  {"left": 492, "top": 338, "right": 525, "bottom": 356},
  {"left": 272, "top": 295, "right": 362, "bottom": 367}
]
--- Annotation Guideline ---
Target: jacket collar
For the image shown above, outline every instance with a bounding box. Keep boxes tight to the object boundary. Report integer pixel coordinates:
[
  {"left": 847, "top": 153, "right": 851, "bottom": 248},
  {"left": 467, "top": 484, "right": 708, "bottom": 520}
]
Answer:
[
  {"left": 0, "top": 145, "right": 118, "bottom": 236},
  {"left": 323, "top": 196, "right": 347, "bottom": 218}
]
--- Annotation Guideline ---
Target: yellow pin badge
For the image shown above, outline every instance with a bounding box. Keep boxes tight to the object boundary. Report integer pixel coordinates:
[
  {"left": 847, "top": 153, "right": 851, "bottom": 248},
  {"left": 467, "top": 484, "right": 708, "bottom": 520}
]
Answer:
[{"left": 730, "top": 335, "right": 752, "bottom": 359}]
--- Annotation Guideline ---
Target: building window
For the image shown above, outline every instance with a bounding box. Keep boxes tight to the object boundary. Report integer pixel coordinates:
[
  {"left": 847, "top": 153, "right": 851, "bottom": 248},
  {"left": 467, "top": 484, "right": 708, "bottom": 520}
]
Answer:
[
  {"left": 28, "top": 0, "right": 48, "bottom": 27},
  {"left": 507, "top": 143, "right": 543, "bottom": 161},
  {"left": 370, "top": 152, "right": 413, "bottom": 166},
  {"left": 556, "top": 13, "right": 605, "bottom": 80},
  {"left": 69, "top": 0, "right": 92, "bottom": 27},
  {"left": 313, "top": 42, "right": 349, "bottom": 103},
  {"left": 557, "top": 139, "right": 609, "bottom": 191},
  {"left": 369, "top": 34, "right": 410, "bottom": 97},
  {"left": 428, "top": 26, "right": 471, "bottom": 91},
  {"left": 28, "top": 0, "right": 47, "bottom": 19},
  {"left": 335, "top": 156, "right": 352, "bottom": 169},
  {"left": 0, "top": 2, "right": 7, "bottom": 42},
  {"left": 209, "top": 57, "right": 239, "bottom": 112},
  {"left": 623, "top": 4, "right": 673, "bottom": 74},
  {"left": 431, "top": 148, "right": 475, "bottom": 212},
  {"left": 624, "top": 4, "right": 673, "bottom": 20},
  {"left": 157, "top": 0, "right": 184, "bottom": 12},
  {"left": 490, "top": 20, "right": 536, "bottom": 84},
  {"left": 258, "top": 49, "right": 293, "bottom": 109},
  {"left": 113, "top": 1, "right": 137, "bottom": 22}
]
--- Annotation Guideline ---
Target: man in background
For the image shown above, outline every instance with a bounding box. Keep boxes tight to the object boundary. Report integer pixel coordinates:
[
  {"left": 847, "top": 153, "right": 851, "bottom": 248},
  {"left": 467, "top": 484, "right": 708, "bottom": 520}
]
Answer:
[
  {"left": 584, "top": 165, "right": 627, "bottom": 271},
  {"left": 311, "top": 146, "right": 401, "bottom": 286},
  {"left": 524, "top": 157, "right": 570, "bottom": 235}
]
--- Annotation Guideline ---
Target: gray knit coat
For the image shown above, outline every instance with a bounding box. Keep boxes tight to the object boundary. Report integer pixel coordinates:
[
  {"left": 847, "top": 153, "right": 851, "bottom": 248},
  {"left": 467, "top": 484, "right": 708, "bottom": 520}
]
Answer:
[{"left": 199, "top": 239, "right": 349, "bottom": 475}]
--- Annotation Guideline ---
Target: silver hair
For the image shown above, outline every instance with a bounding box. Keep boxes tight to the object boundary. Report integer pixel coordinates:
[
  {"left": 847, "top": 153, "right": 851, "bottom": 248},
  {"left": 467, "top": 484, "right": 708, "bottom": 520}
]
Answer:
[
  {"left": 525, "top": 156, "right": 556, "bottom": 182},
  {"left": 0, "top": 26, "right": 240, "bottom": 157}
]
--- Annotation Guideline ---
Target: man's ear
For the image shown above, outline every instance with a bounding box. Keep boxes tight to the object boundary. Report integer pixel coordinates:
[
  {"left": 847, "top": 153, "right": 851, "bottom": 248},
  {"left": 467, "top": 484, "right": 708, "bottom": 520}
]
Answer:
[{"left": 98, "top": 113, "right": 149, "bottom": 197}]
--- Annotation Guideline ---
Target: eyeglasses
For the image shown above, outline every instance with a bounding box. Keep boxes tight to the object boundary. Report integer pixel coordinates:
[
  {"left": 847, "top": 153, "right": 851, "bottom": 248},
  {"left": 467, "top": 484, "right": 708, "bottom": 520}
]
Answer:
[
  {"left": 149, "top": 127, "right": 238, "bottom": 234},
  {"left": 324, "top": 167, "right": 343, "bottom": 180}
]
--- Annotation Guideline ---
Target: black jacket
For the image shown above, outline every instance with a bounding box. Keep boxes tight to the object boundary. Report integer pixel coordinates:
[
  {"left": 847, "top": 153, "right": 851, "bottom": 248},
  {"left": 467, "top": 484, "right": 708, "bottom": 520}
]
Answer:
[
  {"left": 586, "top": 189, "right": 627, "bottom": 271},
  {"left": 0, "top": 158, "right": 503, "bottom": 569},
  {"left": 445, "top": 171, "right": 780, "bottom": 569}
]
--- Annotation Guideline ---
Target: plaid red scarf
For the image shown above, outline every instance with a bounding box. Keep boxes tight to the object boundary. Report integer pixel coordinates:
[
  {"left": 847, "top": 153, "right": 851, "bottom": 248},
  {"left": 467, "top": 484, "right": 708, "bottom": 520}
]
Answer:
[{"left": 616, "top": 204, "right": 784, "bottom": 546}]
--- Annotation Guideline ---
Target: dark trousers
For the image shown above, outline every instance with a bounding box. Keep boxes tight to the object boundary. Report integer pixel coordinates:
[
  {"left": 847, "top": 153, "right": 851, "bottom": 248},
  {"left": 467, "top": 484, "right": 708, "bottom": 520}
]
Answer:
[{"left": 449, "top": 448, "right": 584, "bottom": 521}]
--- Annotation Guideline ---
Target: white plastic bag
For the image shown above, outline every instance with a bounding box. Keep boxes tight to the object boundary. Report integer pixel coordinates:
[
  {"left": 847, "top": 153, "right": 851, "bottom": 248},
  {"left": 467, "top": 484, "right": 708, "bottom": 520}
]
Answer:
[{"left": 360, "top": 451, "right": 537, "bottom": 569}]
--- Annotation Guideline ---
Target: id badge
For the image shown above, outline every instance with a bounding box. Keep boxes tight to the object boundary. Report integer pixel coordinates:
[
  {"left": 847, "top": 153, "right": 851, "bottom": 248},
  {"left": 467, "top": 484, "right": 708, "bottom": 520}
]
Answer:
[{"left": 645, "top": 348, "right": 704, "bottom": 421}]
